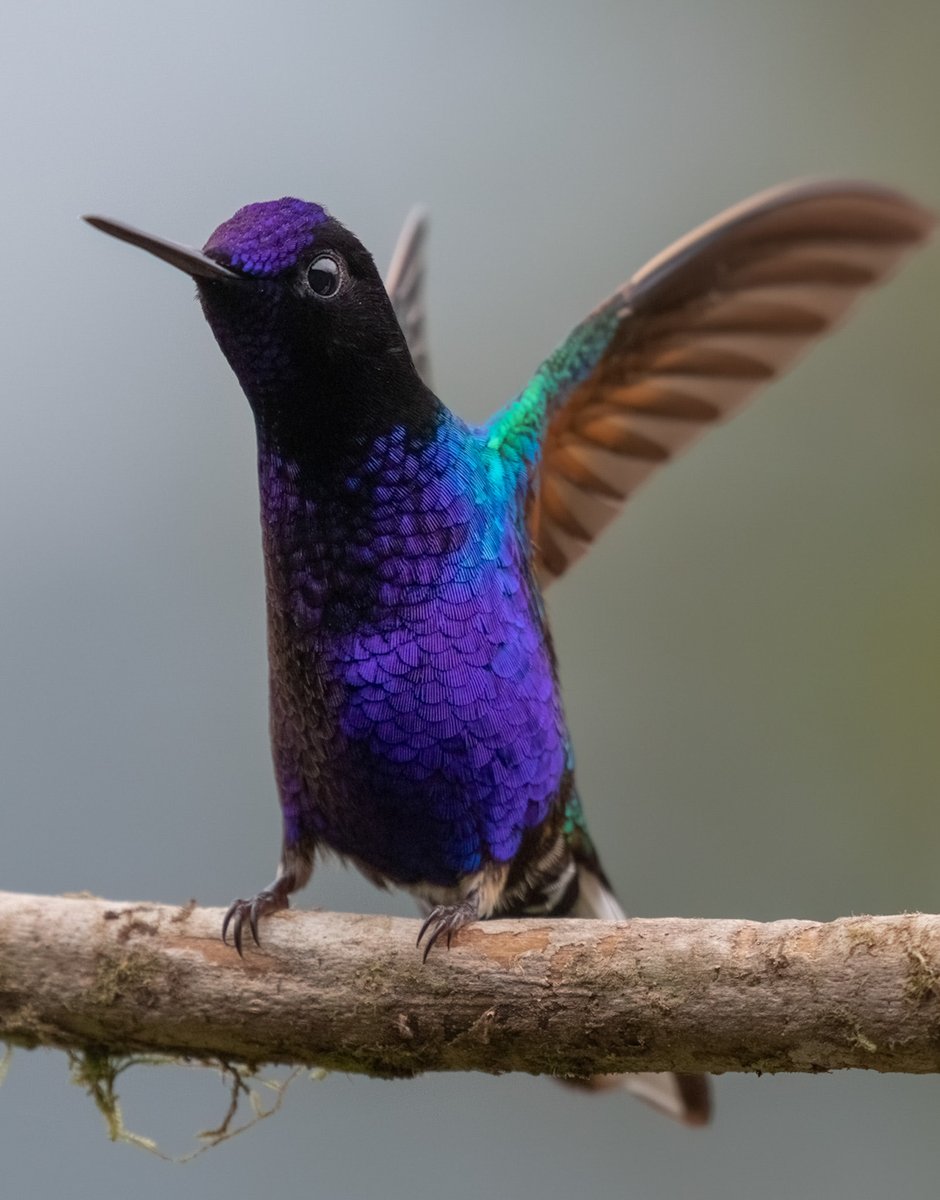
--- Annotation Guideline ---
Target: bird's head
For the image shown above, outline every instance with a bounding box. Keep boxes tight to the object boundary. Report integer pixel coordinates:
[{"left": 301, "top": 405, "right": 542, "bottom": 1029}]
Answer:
[{"left": 85, "top": 198, "right": 423, "bottom": 457}]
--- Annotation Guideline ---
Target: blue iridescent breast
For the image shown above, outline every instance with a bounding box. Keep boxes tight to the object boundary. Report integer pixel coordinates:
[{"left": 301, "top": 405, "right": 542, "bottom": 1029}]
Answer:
[{"left": 265, "top": 417, "right": 569, "bottom": 886}]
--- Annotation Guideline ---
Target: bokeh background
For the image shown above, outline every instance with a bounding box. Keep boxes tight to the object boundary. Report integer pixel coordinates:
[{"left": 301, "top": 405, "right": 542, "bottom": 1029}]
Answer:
[{"left": 2, "top": 1, "right": 939, "bottom": 1196}]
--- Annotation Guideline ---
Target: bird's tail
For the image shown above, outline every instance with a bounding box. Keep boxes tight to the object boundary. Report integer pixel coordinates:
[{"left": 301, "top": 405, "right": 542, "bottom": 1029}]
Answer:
[{"left": 561, "top": 864, "right": 712, "bottom": 1127}]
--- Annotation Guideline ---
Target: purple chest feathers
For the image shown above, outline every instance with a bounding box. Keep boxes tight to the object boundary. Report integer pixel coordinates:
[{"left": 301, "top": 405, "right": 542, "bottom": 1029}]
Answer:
[{"left": 259, "top": 422, "right": 568, "bottom": 887}]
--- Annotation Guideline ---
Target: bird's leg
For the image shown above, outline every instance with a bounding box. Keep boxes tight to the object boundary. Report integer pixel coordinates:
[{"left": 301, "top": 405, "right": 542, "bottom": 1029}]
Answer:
[
  {"left": 416, "top": 888, "right": 480, "bottom": 962},
  {"left": 222, "top": 844, "right": 313, "bottom": 956}
]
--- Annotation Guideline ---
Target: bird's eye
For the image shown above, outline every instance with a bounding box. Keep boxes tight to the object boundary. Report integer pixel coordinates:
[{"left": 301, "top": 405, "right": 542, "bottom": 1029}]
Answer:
[{"left": 306, "top": 255, "right": 340, "bottom": 297}]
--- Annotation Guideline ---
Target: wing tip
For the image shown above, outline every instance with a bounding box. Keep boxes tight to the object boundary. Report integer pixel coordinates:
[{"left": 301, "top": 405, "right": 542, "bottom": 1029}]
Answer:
[
  {"left": 631, "top": 178, "right": 936, "bottom": 302},
  {"left": 384, "top": 204, "right": 431, "bottom": 293}
]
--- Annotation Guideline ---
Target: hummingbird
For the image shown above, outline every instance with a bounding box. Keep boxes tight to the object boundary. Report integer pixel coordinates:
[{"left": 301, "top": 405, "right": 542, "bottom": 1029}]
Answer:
[{"left": 85, "top": 181, "right": 934, "bottom": 1125}]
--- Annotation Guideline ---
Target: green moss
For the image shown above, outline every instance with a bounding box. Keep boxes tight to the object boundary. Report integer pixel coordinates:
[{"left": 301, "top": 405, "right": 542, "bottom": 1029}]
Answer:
[
  {"left": 67, "top": 1050, "right": 306, "bottom": 1160},
  {"left": 0, "top": 1042, "right": 12, "bottom": 1084},
  {"left": 88, "top": 949, "right": 168, "bottom": 1011}
]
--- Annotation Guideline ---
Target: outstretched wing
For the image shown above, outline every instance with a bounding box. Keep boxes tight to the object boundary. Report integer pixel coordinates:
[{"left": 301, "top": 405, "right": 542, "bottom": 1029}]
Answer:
[
  {"left": 517, "top": 180, "right": 935, "bottom": 587},
  {"left": 385, "top": 206, "right": 432, "bottom": 388}
]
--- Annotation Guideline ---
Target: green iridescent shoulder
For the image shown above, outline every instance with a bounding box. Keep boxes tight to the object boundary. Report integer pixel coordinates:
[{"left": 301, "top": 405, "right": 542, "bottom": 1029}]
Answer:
[
  {"left": 561, "top": 790, "right": 600, "bottom": 865},
  {"left": 483, "top": 296, "right": 624, "bottom": 470}
]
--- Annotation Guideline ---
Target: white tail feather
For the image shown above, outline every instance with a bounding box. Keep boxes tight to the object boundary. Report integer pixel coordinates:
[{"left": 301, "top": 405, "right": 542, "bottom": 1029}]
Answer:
[
  {"left": 563, "top": 865, "right": 712, "bottom": 1126},
  {"left": 569, "top": 866, "right": 627, "bottom": 920}
]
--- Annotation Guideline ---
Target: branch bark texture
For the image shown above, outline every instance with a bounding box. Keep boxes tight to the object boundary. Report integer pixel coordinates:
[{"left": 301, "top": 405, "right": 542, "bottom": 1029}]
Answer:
[{"left": 1, "top": 891, "right": 938, "bottom": 1077}]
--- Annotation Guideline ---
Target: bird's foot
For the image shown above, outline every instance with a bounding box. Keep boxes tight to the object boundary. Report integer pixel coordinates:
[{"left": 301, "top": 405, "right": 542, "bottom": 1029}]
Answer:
[
  {"left": 416, "top": 892, "right": 479, "bottom": 962},
  {"left": 222, "top": 881, "right": 290, "bottom": 956}
]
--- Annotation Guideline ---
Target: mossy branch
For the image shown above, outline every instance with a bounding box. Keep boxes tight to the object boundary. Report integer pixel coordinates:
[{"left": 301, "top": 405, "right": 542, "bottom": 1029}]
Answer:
[{"left": 1, "top": 891, "right": 939, "bottom": 1077}]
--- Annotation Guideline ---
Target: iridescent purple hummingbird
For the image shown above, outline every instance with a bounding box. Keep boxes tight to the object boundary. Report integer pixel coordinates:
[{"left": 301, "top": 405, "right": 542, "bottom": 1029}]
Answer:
[{"left": 85, "top": 181, "right": 934, "bottom": 1124}]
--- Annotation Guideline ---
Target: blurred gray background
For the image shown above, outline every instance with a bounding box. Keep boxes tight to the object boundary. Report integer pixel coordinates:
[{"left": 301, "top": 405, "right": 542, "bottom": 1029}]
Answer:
[{"left": 1, "top": 1, "right": 938, "bottom": 1196}]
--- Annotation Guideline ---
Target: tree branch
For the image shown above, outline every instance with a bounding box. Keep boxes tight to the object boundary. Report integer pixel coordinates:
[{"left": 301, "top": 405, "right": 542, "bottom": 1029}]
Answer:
[{"left": 1, "top": 891, "right": 938, "bottom": 1077}]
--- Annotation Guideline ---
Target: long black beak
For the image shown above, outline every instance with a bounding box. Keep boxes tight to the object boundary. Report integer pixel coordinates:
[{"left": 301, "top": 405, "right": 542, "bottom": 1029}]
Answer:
[{"left": 82, "top": 215, "right": 240, "bottom": 282}]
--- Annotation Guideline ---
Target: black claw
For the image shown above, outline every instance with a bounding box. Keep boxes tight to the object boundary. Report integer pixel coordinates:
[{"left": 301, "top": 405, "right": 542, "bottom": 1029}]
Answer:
[
  {"left": 416, "top": 896, "right": 479, "bottom": 962},
  {"left": 230, "top": 901, "right": 249, "bottom": 956},
  {"left": 416, "top": 911, "right": 436, "bottom": 949},
  {"left": 421, "top": 922, "right": 444, "bottom": 963},
  {"left": 222, "top": 898, "right": 248, "bottom": 957},
  {"left": 221, "top": 887, "right": 286, "bottom": 955}
]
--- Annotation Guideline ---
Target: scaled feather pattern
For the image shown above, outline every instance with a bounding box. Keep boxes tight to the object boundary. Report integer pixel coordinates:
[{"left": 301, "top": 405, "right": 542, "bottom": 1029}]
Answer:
[{"left": 259, "top": 414, "right": 567, "bottom": 884}]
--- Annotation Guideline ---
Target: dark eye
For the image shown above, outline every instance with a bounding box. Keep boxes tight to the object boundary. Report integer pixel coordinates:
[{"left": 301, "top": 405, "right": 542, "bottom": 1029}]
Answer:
[{"left": 307, "top": 255, "right": 340, "bottom": 297}]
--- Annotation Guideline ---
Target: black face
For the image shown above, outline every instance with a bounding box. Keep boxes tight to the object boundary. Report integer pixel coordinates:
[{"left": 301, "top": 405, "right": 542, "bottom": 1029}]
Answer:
[
  {"left": 201, "top": 218, "right": 408, "bottom": 380},
  {"left": 196, "top": 217, "right": 426, "bottom": 459}
]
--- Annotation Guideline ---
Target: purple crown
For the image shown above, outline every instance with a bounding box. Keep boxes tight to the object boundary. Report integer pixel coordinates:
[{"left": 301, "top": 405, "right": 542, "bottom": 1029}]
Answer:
[{"left": 203, "top": 198, "right": 329, "bottom": 276}]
